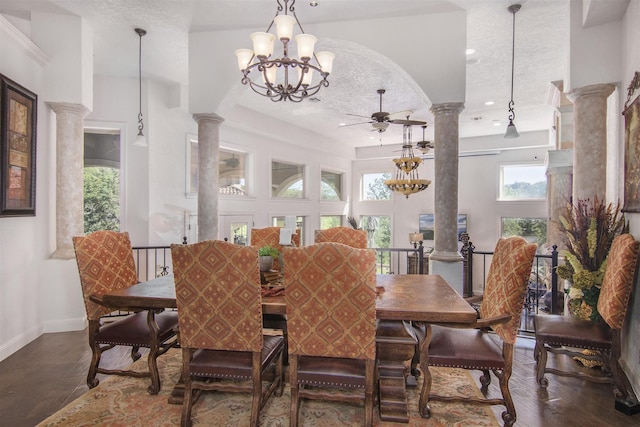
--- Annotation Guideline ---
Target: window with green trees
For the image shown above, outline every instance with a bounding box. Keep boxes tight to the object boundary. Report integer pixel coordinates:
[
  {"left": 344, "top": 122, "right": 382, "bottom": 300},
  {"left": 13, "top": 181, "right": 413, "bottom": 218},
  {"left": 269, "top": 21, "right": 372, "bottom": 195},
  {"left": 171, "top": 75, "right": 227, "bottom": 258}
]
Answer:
[
  {"left": 500, "top": 164, "right": 546, "bottom": 200},
  {"left": 83, "top": 167, "right": 120, "bottom": 233}
]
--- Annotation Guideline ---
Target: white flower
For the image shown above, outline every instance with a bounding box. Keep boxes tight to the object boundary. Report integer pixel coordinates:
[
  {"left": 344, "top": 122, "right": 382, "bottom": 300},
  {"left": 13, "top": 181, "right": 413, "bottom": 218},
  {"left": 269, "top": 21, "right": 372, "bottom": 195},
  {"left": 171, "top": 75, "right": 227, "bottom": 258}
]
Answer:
[{"left": 568, "top": 286, "right": 584, "bottom": 299}]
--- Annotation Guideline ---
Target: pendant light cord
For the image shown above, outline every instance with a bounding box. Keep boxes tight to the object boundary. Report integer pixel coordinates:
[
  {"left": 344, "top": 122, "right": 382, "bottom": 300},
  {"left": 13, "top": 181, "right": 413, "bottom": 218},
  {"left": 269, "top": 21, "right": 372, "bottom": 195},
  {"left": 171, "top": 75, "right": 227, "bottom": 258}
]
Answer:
[
  {"left": 507, "top": 5, "right": 520, "bottom": 122},
  {"left": 135, "top": 28, "right": 146, "bottom": 135}
]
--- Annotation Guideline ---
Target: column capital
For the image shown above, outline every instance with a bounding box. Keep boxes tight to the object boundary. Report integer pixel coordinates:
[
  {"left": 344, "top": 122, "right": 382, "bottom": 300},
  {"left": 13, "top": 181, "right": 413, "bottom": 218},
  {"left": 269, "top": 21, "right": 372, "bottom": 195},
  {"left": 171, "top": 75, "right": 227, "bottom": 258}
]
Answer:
[
  {"left": 193, "top": 113, "right": 225, "bottom": 125},
  {"left": 47, "top": 102, "right": 90, "bottom": 117},
  {"left": 566, "top": 83, "right": 616, "bottom": 103},
  {"left": 430, "top": 102, "right": 464, "bottom": 116}
]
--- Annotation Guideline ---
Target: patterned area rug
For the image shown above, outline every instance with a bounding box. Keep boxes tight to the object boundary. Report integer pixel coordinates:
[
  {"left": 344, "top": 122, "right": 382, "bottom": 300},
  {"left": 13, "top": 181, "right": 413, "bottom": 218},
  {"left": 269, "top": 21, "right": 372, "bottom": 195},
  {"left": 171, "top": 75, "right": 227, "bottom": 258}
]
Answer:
[{"left": 38, "top": 349, "right": 498, "bottom": 426}]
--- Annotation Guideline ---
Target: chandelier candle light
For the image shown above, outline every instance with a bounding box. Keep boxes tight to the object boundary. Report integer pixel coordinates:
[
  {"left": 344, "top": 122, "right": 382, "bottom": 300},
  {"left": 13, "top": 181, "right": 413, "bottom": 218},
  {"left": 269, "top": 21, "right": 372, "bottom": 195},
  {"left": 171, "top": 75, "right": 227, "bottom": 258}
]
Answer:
[
  {"left": 235, "top": 0, "right": 335, "bottom": 102},
  {"left": 384, "top": 124, "right": 431, "bottom": 198}
]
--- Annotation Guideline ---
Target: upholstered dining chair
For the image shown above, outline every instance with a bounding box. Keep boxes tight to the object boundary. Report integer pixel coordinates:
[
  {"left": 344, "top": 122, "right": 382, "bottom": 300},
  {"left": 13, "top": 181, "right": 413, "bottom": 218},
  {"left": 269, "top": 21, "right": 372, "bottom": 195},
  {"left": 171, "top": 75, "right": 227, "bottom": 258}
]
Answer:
[
  {"left": 422, "top": 236, "right": 536, "bottom": 427},
  {"left": 283, "top": 242, "right": 378, "bottom": 427},
  {"left": 534, "top": 233, "right": 640, "bottom": 401},
  {"left": 250, "top": 226, "right": 301, "bottom": 364},
  {"left": 314, "top": 226, "right": 368, "bottom": 248},
  {"left": 171, "top": 239, "right": 285, "bottom": 427},
  {"left": 250, "top": 226, "right": 301, "bottom": 271},
  {"left": 73, "top": 230, "right": 179, "bottom": 394}
]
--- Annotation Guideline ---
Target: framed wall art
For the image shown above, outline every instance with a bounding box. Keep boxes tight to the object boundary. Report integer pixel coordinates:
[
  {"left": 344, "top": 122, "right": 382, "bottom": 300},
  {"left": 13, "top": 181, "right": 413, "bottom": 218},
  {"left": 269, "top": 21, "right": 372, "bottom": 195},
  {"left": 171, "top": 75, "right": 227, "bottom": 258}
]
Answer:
[
  {"left": 623, "top": 71, "right": 640, "bottom": 213},
  {"left": 0, "top": 74, "right": 37, "bottom": 216}
]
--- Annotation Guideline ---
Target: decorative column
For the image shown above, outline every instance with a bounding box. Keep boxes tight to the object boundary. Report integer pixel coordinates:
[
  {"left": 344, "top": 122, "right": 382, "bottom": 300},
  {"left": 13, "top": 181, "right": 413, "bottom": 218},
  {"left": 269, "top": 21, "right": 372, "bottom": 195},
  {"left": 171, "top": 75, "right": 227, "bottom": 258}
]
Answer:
[
  {"left": 193, "top": 113, "right": 224, "bottom": 242},
  {"left": 429, "top": 102, "right": 464, "bottom": 294},
  {"left": 546, "top": 150, "right": 573, "bottom": 250},
  {"left": 48, "top": 102, "right": 90, "bottom": 259},
  {"left": 566, "top": 84, "right": 615, "bottom": 202}
]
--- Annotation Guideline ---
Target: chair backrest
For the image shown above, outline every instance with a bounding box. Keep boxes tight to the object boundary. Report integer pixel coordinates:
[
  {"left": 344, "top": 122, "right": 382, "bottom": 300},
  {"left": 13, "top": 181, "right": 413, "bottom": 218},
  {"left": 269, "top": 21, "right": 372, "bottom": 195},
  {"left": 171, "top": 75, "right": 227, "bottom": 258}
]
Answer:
[
  {"left": 171, "top": 240, "right": 263, "bottom": 352},
  {"left": 598, "top": 234, "right": 640, "bottom": 329},
  {"left": 251, "top": 226, "right": 301, "bottom": 270},
  {"left": 314, "top": 227, "right": 368, "bottom": 248},
  {"left": 480, "top": 236, "right": 537, "bottom": 344},
  {"left": 73, "top": 231, "right": 139, "bottom": 321},
  {"left": 283, "top": 242, "right": 377, "bottom": 360}
]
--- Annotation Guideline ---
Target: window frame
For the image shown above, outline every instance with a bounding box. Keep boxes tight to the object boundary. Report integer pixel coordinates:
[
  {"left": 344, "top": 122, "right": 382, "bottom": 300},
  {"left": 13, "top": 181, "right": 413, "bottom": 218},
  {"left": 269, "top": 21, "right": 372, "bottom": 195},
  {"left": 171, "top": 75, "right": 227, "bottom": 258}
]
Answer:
[{"left": 498, "top": 162, "right": 547, "bottom": 201}]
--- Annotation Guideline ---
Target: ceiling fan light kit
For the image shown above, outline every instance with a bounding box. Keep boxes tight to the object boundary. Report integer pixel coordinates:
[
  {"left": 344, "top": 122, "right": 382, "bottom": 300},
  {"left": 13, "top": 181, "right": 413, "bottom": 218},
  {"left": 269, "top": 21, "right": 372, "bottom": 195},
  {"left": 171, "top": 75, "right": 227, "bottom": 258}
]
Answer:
[
  {"left": 504, "top": 3, "right": 521, "bottom": 138},
  {"left": 235, "top": 0, "right": 334, "bottom": 102}
]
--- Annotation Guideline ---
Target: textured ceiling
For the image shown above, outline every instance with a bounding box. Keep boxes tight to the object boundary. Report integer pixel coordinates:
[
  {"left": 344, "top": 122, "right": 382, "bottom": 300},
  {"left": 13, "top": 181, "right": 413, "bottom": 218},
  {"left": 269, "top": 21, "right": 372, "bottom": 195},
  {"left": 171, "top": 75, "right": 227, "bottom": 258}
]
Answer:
[{"left": 0, "top": 0, "right": 588, "bottom": 148}]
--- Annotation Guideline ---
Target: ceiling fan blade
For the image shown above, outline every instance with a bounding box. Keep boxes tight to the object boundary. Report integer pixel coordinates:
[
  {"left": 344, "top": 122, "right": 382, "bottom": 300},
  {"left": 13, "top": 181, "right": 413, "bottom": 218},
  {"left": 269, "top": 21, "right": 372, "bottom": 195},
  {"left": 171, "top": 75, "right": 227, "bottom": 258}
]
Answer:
[
  {"left": 345, "top": 113, "right": 372, "bottom": 119},
  {"left": 339, "top": 121, "right": 373, "bottom": 127},
  {"left": 387, "top": 110, "right": 414, "bottom": 120},
  {"left": 389, "top": 118, "right": 427, "bottom": 126}
]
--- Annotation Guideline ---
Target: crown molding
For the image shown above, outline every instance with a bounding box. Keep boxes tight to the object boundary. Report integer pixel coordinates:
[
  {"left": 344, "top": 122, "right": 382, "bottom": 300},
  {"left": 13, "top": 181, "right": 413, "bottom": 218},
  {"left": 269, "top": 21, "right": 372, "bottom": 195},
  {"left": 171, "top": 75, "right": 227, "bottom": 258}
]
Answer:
[{"left": 0, "top": 15, "right": 49, "bottom": 66}]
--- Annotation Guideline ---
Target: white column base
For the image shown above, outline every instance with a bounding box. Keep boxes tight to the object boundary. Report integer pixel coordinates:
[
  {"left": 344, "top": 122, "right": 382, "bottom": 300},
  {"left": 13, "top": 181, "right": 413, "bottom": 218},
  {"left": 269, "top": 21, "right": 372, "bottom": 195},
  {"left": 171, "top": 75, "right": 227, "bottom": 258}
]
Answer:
[{"left": 429, "top": 257, "right": 464, "bottom": 295}]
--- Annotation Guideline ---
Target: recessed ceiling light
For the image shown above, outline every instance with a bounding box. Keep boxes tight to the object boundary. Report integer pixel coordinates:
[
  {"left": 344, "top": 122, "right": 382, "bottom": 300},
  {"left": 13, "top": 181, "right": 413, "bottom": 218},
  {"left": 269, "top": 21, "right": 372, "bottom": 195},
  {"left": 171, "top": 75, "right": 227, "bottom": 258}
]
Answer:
[
  {"left": 465, "top": 48, "right": 476, "bottom": 55},
  {"left": 310, "top": 1, "right": 319, "bottom": 6},
  {"left": 493, "top": 121, "right": 501, "bottom": 127},
  {"left": 484, "top": 101, "right": 495, "bottom": 106},
  {"left": 338, "top": 123, "right": 346, "bottom": 127}
]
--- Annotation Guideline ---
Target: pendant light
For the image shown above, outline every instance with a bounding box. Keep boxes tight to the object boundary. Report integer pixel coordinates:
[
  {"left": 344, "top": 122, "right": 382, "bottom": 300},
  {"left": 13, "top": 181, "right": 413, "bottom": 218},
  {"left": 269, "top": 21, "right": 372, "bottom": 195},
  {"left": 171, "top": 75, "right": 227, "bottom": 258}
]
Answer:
[
  {"left": 134, "top": 28, "right": 147, "bottom": 147},
  {"left": 504, "top": 4, "right": 520, "bottom": 138}
]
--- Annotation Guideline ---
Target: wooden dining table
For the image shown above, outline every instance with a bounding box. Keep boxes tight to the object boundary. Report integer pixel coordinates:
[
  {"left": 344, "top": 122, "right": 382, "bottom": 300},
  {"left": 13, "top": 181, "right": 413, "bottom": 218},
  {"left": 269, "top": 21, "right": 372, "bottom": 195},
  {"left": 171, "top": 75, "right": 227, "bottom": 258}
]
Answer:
[{"left": 92, "top": 273, "right": 477, "bottom": 423}]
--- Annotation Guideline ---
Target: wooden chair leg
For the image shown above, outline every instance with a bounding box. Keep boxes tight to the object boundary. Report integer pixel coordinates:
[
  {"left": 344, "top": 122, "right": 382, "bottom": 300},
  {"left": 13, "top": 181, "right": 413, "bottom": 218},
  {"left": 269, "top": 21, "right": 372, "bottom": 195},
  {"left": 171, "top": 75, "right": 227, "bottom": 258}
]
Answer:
[
  {"left": 289, "top": 356, "right": 300, "bottom": 427},
  {"left": 498, "top": 370, "right": 516, "bottom": 427},
  {"left": 130, "top": 345, "right": 141, "bottom": 361},
  {"left": 146, "top": 349, "right": 161, "bottom": 395},
  {"left": 181, "top": 378, "right": 194, "bottom": 427},
  {"left": 87, "top": 344, "right": 101, "bottom": 388},
  {"left": 534, "top": 339, "right": 549, "bottom": 388}
]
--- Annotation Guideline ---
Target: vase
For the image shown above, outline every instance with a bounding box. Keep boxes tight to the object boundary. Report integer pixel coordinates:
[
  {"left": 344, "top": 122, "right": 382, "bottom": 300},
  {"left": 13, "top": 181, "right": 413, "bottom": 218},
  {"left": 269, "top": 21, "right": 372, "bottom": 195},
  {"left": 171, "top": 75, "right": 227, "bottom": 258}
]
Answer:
[{"left": 259, "top": 256, "right": 273, "bottom": 272}]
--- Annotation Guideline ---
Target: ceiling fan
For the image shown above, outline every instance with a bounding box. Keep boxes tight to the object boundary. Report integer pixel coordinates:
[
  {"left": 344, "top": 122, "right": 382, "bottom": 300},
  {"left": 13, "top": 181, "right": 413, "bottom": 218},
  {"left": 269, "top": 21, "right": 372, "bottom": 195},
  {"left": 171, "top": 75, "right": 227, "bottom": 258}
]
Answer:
[{"left": 340, "top": 89, "right": 415, "bottom": 133}]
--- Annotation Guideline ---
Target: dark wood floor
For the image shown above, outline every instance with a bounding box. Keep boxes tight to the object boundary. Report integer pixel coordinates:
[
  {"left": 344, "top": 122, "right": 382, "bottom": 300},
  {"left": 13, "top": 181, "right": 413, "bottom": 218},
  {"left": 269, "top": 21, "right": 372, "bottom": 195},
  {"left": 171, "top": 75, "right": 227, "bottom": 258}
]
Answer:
[{"left": 1, "top": 330, "right": 639, "bottom": 427}]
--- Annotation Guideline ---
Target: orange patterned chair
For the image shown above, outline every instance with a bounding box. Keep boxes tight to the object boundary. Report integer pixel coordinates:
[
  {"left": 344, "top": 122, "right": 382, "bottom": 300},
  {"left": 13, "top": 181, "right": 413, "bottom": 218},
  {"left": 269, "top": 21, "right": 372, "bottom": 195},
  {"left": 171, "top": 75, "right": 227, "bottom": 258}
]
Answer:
[
  {"left": 250, "top": 226, "right": 301, "bottom": 364},
  {"left": 73, "top": 230, "right": 179, "bottom": 394},
  {"left": 250, "top": 226, "right": 301, "bottom": 271},
  {"left": 422, "top": 236, "right": 536, "bottom": 426},
  {"left": 534, "top": 233, "right": 640, "bottom": 402},
  {"left": 283, "top": 242, "right": 377, "bottom": 427},
  {"left": 171, "top": 240, "right": 285, "bottom": 427},
  {"left": 314, "top": 226, "right": 368, "bottom": 248}
]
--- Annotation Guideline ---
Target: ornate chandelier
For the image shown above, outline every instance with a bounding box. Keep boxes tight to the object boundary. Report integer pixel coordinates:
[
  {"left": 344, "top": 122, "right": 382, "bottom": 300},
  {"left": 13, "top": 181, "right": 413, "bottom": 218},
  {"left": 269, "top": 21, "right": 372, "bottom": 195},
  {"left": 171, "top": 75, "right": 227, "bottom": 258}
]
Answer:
[
  {"left": 235, "top": 0, "right": 335, "bottom": 102},
  {"left": 384, "top": 124, "right": 431, "bottom": 198}
]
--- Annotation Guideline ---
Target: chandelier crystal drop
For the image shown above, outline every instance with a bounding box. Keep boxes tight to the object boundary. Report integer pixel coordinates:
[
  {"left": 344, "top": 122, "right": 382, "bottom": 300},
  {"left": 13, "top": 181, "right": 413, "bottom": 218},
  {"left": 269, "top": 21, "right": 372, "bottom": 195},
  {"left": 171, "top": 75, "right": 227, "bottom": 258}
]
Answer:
[
  {"left": 384, "top": 124, "right": 431, "bottom": 198},
  {"left": 235, "top": 0, "right": 334, "bottom": 102}
]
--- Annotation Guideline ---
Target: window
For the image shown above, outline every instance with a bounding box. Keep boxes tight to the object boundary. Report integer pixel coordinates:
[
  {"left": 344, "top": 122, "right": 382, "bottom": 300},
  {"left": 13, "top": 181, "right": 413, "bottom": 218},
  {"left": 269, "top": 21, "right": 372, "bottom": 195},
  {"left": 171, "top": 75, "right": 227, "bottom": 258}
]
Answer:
[
  {"left": 272, "top": 215, "right": 305, "bottom": 245},
  {"left": 219, "top": 149, "right": 247, "bottom": 195},
  {"left": 500, "top": 164, "right": 547, "bottom": 200},
  {"left": 501, "top": 217, "right": 547, "bottom": 246},
  {"left": 321, "top": 170, "right": 343, "bottom": 200},
  {"left": 83, "top": 130, "right": 121, "bottom": 233},
  {"left": 359, "top": 215, "right": 390, "bottom": 248},
  {"left": 272, "top": 161, "right": 304, "bottom": 198},
  {"left": 185, "top": 135, "right": 248, "bottom": 196},
  {"left": 320, "top": 215, "right": 342, "bottom": 229},
  {"left": 362, "top": 172, "right": 392, "bottom": 200}
]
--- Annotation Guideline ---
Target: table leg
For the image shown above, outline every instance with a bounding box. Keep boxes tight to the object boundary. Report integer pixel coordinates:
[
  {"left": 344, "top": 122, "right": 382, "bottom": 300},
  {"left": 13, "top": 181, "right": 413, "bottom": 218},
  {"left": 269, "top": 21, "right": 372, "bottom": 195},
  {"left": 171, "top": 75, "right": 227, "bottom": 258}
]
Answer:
[
  {"left": 417, "top": 323, "right": 434, "bottom": 418},
  {"left": 376, "top": 320, "right": 418, "bottom": 423},
  {"left": 168, "top": 347, "right": 187, "bottom": 404}
]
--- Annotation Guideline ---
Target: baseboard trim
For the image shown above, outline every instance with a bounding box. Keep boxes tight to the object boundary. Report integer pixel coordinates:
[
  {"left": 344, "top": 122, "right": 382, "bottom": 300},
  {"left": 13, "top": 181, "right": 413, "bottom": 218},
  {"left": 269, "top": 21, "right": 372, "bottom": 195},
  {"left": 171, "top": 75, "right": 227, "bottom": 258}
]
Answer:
[{"left": 0, "top": 325, "right": 42, "bottom": 363}]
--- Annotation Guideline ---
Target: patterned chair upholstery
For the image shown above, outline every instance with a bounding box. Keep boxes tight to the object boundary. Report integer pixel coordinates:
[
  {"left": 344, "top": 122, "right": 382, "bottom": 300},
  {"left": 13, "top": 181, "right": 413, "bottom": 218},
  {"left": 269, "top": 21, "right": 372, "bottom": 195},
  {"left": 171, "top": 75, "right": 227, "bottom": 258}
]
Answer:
[
  {"left": 314, "top": 226, "right": 368, "bottom": 248},
  {"left": 171, "top": 240, "right": 284, "bottom": 427},
  {"left": 250, "top": 226, "right": 301, "bottom": 365},
  {"left": 423, "top": 236, "right": 536, "bottom": 426},
  {"left": 534, "top": 233, "right": 640, "bottom": 401},
  {"left": 283, "top": 242, "right": 377, "bottom": 427},
  {"left": 73, "top": 230, "right": 179, "bottom": 394},
  {"left": 250, "top": 226, "right": 301, "bottom": 271}
]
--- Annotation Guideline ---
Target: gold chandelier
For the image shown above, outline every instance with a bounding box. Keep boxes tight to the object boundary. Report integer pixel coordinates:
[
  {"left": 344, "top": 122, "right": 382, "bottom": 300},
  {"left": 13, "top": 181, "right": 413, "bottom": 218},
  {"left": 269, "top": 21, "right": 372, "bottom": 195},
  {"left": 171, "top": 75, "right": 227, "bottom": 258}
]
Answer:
[
  {"left": 384, "top": 124, "right": 431, "bottom": 198},
  {"left": 235, "top": 0, "right": 335, "bottom": 102}
]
